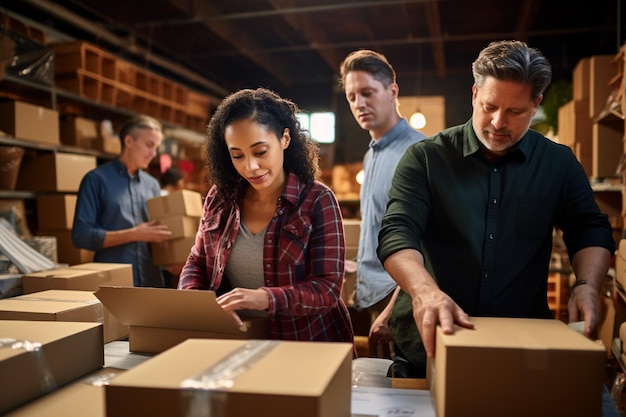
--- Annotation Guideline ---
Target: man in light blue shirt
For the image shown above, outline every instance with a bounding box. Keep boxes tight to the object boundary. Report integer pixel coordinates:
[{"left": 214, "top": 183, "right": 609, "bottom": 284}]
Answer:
[
  {"left": 340, "top": 50, "right": 426, "bottom": 354},
  {"left": 72, "top": 115, "right": 172, "bottom": 287}
]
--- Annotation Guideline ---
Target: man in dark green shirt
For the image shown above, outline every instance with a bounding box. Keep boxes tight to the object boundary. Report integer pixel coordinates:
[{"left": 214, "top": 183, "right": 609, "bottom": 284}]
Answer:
[{"left": 377, "top": 40, "right": 615, "bottom": 377}]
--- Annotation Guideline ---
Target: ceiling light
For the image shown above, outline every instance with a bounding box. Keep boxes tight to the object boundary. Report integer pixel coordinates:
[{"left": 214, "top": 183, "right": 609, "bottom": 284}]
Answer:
[{"left": 410, "top": 111, "right": 426, "bottom": 129}]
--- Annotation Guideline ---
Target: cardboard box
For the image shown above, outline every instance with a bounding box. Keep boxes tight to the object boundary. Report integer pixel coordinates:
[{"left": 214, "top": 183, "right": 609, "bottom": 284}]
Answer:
[
  {"left": 588, "top": 55, "right": 615, "bottom": 118},
  {"left": 104, "top": 338, "right": 352, "bottom": 417},
  {"left": 342, "top": 270, "right": 356, "bottom": 307},
  {"left": 0, "top": 289, "right": 103, "bottom": 322},
  {"left": 0, "top": 273, "right": 22, "bottom": 299},
  {"left": 343, "top": 219, "right": 360, "bottom": 247},
  {"left": 345, "top": 245, "right": 358, "bottom": 261},
  {"left": 0, "top": 100, "right": 60, "bottom": 145},
  {"left": 36, "top": 194, "right": 77, "bottom": 230},
  {"left": 428, "top": 317, "right": 606, "bottom": 417},
  {"left": 150, "top": 236, "right": 194, "bottom": 266},
  {"left": 557, "top": 100, "right": 591, "bottom": 160},
  {"left": 36, "top": 229, "right": 94, "bottom": 265},
  {"left": 0, "top": 320, "right": 104, "bottom": 414},
  {"left": 97, "top": 120, "right": 121, "bottom": 155},
  {"left": 572, "top": 57, "right": 590, "bottom": 101},
  {"left": 592, "top": 121, "right": 623, "bottom": 179},
  {"left": 17, "top": 152, "right": 96, "bottom": 192},
  {"left": 22, "top": 262, "right": 133, "bottom": 294},
  {"left": 59, "top": 116, "right": 99, "bottom": 149},
  {"left": 95, "top": 286, "right": 268, "bottom": 353},
  {"left": 5, "top": 367, "right": 124, "bottom": 417},
  {"left": 70, "top": 262, "right": 133, "bottom": 287},
  {"left": 0, "top": 289, "right": 127, "bottom": 343},
  {"left": 616, "top": 240, "right": 626, "bottom": 299},
  {"left": 156, "top": 215, "right": 199, "bottom": 240},
  {"left": 147, "top": 189, "right": 203, "bottom": 219}
]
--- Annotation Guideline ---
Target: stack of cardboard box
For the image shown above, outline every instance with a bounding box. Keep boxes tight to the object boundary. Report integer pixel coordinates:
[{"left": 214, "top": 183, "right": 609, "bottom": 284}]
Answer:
[
  {"left": 7, "top": 262, "right": 134, "bottom": 343},
  {"left": 0, "top": 262, "right": 133, "bottom": 342},
  {"left": 36, "top": 194, "right": 94, "bottom": 265},
  {"left": 557, "top": 55, "right": 621, "bottom": 180},
  {"left": 147, "top": 189, "right": 203, "bottom": 267}
]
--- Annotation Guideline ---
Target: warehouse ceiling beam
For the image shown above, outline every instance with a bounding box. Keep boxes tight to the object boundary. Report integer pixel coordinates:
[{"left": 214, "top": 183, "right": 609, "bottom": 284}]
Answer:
[
  {"left": 166, "top": 0, "right": 296, "bottom": 86},
  {"left": 422, "top": 1, "right": 446, "bottom": 78},
  {"left": 21, "top": 0, "right": 229, "bottom": 98},
  {"left": 514, "top": 0, "right": 542, "bottom": 42},
  {"left": 265, "top": 0, "right": 349, "bottom": 73},
  {"left": 180, "top": 26, "right": 609, "bottom": 58},
  {"left": 134, "top": 0, "right": 436, "bottom": 27}
]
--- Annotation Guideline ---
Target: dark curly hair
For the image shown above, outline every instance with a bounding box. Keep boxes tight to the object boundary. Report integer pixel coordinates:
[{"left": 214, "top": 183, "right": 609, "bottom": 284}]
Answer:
[{"left": 205, "top": 88, "right": 320, "bottom": 201}]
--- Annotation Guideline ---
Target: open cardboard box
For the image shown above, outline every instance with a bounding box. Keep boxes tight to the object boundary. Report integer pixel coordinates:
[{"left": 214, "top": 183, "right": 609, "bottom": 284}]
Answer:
[
  {"left": 95, "top": 286, "right": 268, "bottom": 353},
  {"left": 104, "top": 338, "right": 352, "bottom": 417}
]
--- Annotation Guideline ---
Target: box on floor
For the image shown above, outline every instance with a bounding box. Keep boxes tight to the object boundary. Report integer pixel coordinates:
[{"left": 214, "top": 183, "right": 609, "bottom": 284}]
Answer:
[
  {"left": 0, "top": 289, "right": 127, "bottom": 343},
  {"left": 104, "top": 338, "right": 352, "bottom": 417},
  {"left": 95, "top": 286, "right": 268, "bottom": 353},
  {"left": 428, "top": 317, "right": 606, "bottom": 417},
  {"left": 0, "top": 320, "right": 104, "bottom": 414}
]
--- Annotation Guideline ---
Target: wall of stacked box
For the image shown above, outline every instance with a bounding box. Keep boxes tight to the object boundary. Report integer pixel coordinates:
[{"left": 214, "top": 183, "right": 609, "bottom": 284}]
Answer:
[
  {"left": 0, "top": 16, "right": 214, "bottom": 290},
  {"left": 556, "top": 45, "right": 626, "bottom": 411}
]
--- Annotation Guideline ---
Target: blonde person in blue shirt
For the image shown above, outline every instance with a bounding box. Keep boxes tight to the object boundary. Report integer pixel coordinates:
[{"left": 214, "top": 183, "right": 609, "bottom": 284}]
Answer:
[{"left": 73, "top": 115, "right": 172, "bottom": 287}]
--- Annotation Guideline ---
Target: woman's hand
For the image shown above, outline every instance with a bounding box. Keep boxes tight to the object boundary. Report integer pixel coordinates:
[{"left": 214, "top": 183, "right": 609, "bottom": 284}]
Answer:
[
  {"left": 216, "top": 288, "right": 270, "bottom": 331},
  {"left": 216, "top": 288, "right": 270, "bottom": 311}
]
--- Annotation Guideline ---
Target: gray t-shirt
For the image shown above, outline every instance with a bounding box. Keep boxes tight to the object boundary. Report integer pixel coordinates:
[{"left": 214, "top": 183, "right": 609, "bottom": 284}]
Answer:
[{"left": 224, "top": 222, "right": 268, "bottom": 318}]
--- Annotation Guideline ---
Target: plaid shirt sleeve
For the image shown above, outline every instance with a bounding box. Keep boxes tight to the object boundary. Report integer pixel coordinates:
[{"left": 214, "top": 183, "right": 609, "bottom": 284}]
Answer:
[{"left": 263, "top": 180, "right": 346, "bottom": 316}]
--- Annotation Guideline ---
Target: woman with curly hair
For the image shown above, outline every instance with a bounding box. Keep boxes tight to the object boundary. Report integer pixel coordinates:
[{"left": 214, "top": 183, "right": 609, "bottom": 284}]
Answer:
[{"left": 178, "top": 88, "right": 354, "bottom": 344}]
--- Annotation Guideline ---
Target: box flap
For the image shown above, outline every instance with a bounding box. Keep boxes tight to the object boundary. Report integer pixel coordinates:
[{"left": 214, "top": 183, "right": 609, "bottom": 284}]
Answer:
[
  {"left": 71, "top": 262, "right": 130, "bottom": 271},
  {"left": 95, "top": 286, "right": 249, "bottom": 335}
]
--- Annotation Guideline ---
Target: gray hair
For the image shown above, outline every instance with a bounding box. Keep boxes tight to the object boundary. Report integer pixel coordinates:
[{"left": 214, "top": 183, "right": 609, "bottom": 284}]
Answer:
[
  {"left": 119, "top": 114, "right": 162, "bottom": 147},
  {"left": 472, "top": 40, "right": 552, "bottom": 100}
]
